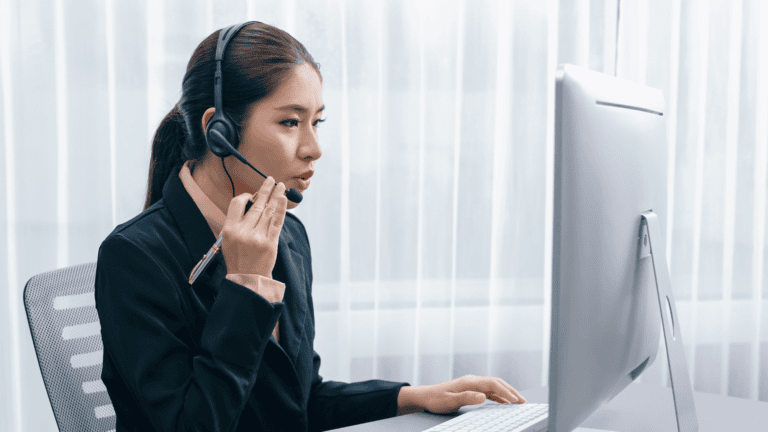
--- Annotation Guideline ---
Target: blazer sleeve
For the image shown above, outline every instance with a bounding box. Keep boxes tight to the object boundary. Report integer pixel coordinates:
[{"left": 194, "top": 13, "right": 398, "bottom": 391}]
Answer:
[
  {"left": 306, "top": 352, "right": 410, "bottom": 432},
  {"left": 95, "top": 232, "right": 284, "bottom": 432}
]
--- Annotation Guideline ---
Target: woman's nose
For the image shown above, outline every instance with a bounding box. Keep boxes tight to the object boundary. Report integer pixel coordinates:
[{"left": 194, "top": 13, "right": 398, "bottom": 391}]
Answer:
[{"left": 299, "top": 127, "right": 322, "bottom": 161}]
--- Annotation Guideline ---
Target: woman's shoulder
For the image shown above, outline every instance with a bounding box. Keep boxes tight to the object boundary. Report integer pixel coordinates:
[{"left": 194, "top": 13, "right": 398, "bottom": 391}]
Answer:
[{"left": 99, "top": 199, "right": 183, "bottom": 258}]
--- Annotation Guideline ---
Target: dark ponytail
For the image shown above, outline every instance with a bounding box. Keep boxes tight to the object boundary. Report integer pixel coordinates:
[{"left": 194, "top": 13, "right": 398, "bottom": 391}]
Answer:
[
  {"left": 144, "top": 105, "right": 186, "bottom": 210},
  {"left": 143, "top": 22, "right": 321, "bottom": 210}
]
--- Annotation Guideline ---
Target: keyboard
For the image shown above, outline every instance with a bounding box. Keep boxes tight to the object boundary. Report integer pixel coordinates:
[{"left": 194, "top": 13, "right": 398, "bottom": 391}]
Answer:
[{"left": 423, "top": 403, "right": 549, "bottom": 432}]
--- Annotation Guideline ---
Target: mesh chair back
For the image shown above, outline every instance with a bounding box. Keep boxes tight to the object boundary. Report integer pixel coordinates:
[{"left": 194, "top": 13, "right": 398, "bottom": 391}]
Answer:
[{"left": 23, "top": 262, "right": 116, "bottom": 432}]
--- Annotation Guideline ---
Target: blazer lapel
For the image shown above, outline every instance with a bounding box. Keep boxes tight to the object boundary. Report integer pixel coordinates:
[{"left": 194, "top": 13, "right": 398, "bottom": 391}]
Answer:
[{"left": 271, "top": 224, "right": 309, "bottom": 368}]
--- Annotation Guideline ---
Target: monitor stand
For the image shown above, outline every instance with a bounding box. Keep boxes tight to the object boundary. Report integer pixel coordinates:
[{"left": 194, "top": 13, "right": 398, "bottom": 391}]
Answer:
[{"left": 640, "top": 211, "right": 699, "bottom": 432}]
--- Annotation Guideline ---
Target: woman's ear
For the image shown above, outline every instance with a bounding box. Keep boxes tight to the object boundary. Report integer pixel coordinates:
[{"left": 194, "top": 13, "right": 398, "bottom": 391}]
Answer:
[{"left": 201, "top": 107, "right": 216, "bottom": 133}]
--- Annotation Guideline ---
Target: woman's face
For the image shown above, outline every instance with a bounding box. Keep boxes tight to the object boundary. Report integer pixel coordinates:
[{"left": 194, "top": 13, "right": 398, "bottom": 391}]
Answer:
[{"left": 229, "top": 62, "right": 324, "bottom": 209}]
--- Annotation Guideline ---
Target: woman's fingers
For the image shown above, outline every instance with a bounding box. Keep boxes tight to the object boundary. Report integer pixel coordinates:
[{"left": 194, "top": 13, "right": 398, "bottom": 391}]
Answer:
[
  {"left": 257, "top": 182, "right": 286, "bottom": 231},
  {"left": 486, "top": 376, "right": 525, "bottom": 403},
  {"left": 243, "top": 176, "right": 277, "bottom": 225},
  {"left": 266, "top": 194, "right": 288, "bottom": 241},
  {"left": 486, "top": 379, "right": 519, "bottom": 404},
  {"left": 497, "top": 378, "right": 526, "bottom": 403},
  {"left": 486, "top": 394, "right": 512, "bottom": 404},
  {"left": 225, "top": 192, "right": 252, "bottom": 226},
  {"left": 461, "top": 375, "right": 523, "bottom": 405}
]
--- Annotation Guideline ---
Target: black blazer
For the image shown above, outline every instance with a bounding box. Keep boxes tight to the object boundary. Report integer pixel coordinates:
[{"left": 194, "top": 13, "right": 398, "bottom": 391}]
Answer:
[{"left": 95, "top": 166, "right": 409, "bottom": 432}]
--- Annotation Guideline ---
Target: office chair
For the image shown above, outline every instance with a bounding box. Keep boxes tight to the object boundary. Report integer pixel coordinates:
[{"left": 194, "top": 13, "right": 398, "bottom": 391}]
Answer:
[{"left": 23, "top": 262, "right": 116, "bottom": 432}]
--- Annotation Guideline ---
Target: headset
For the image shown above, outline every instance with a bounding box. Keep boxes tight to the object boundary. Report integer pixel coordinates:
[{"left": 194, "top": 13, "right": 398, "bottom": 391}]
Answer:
[{"left": 205, "top": 21, "right": 303, "bottom": 204}]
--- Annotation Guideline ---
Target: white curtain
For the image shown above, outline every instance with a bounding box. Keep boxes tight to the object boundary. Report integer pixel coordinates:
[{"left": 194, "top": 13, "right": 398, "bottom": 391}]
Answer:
[{"left": 1, "top": 0, "right": 767, "bottom": 430}]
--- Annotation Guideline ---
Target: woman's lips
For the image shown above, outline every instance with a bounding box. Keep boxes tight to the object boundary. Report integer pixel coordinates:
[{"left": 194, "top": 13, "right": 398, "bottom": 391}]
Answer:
[{"left": 292, "top": 177, "right": 310, "bottom": 190}]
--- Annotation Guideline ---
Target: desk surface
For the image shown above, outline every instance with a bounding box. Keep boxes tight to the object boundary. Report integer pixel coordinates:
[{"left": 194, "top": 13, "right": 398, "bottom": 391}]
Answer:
[{"left": 331, "top": 383, "right": 768, "bottom": 431}]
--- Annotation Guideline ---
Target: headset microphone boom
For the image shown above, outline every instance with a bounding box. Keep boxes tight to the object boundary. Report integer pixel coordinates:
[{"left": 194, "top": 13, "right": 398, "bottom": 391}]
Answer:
[{"left": 207, "top": 128, "right": 304, "bottom": 205}]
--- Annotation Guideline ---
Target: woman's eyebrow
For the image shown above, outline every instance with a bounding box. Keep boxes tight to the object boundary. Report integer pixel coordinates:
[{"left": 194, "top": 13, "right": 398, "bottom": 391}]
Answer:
[{"left": 275, "top": 104, "right": 325, "bottom": 114}]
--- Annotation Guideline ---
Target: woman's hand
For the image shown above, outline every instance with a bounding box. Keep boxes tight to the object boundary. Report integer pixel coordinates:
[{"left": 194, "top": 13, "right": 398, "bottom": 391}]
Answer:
[
  {"left": 397, "top": 375, "right": 527, "bottom": 415},
  {"left": 220, "top": 176, "right": 288, "bottom": 278}
]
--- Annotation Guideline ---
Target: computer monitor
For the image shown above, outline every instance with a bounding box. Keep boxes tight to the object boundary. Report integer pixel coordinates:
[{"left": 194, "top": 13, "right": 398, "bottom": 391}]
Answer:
[{"left": 549, "top": 64, "right": 697, "bottom": 432}]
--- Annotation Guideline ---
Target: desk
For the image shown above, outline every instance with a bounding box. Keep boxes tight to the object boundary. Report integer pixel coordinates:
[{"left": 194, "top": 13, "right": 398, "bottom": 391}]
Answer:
[{"left": 330, "top": 383, "right": 768, "bottom": 431}]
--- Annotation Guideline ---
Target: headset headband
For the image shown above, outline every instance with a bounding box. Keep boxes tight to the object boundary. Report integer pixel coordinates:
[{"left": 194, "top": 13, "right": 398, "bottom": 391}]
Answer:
[{"left": 213, "top": 21, "right": 258, "bottom": 114}]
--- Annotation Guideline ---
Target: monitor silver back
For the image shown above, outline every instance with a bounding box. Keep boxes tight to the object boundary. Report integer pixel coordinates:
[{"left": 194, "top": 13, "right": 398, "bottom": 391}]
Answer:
[{"left": 549, "top": 64, "right": 667, "bottom": 432}]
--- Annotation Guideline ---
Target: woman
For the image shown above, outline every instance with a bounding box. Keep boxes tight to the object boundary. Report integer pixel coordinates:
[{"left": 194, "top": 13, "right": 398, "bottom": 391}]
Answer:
[{"left": 95, "top": 21, "right": 526, "bottom": 432}]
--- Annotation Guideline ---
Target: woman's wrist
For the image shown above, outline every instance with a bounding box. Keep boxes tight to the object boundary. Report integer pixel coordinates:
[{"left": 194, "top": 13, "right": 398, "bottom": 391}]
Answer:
[
  {"left": 225, "top": 273, "right": 285, "bottom": 302},
  {"left": 396, "top": 385, "right": 427, "bottom": 416}
]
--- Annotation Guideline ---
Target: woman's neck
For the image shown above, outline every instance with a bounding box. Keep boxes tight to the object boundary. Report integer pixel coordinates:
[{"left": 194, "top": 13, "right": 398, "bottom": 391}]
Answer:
[{"left": 190, "top": 156, "right": 237, "bottom": 216}]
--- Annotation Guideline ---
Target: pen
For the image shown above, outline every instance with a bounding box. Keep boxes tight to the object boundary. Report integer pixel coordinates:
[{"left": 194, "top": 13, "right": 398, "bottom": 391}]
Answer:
[{"left": 188, "top": 233, "right": 223, "bottom": 284}]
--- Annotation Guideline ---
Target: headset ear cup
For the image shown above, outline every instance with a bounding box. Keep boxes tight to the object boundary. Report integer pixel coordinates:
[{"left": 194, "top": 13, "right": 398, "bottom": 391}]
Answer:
[{"left": 205, "top": 117, "right": 238, "bottom": 158}]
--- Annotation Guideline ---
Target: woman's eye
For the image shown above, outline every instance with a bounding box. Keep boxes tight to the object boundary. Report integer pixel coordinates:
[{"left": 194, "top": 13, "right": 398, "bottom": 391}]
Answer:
[{"left": 281, "top": 118, "right": 326, "bottom": 128}]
